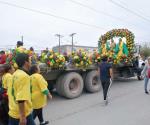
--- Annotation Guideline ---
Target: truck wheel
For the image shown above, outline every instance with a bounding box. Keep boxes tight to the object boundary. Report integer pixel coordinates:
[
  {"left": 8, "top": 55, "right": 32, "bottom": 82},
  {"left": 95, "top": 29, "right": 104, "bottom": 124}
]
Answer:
[
  {"left": 85, "top": 70, "right": 101, "bottom": 93},
  {"left": 61, "top": 72, "right": 84, "bottom": 99},
  {"left": 56, "top": 74, "right": 65, "bottom": 96}
]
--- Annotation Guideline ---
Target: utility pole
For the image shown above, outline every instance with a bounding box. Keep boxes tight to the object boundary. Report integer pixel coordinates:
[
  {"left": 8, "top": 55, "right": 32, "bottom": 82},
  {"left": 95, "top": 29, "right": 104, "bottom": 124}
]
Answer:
[
  {"left": 21, "top": 36, "right": 23, "bottom": 42},
  {"left": 55, "top": 34, "right": 63, "bottom": 54},
  {"left": 70, "top": 33, "right": 76, "bottom": 53}
]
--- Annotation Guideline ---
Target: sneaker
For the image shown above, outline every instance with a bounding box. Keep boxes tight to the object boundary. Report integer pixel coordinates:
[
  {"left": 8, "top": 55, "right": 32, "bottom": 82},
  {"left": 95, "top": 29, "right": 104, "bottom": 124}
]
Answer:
[
  {"left": 145, "top": 91, "right": 149, "bottom": 94},
  {"left": 104, "top": 100, "right": 108, "bottom": 106},
  {"left": 40, "top": 121, "right": 49, "bottom": 125}
]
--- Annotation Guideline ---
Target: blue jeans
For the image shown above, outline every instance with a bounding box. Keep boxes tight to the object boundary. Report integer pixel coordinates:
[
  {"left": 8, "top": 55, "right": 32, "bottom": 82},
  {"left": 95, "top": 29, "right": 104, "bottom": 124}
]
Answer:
[
  {"left": 9, "top": 113, "right": 35, "bottom": 125},
  {"left": 144, "top": 77, "right": 149, "bottom": 92}
]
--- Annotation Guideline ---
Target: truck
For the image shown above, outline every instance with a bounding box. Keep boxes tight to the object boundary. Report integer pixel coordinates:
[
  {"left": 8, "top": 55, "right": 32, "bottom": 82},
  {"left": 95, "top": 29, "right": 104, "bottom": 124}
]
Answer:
[{"left": 40, "top": 29, "right": 141, "bottom": 99}]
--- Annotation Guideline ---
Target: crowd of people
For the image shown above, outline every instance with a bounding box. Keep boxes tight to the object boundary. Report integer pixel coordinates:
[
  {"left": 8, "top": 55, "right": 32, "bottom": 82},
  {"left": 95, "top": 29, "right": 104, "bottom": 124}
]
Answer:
[{"left": 0, "top": 41, "right": 52, "bottom": 125}]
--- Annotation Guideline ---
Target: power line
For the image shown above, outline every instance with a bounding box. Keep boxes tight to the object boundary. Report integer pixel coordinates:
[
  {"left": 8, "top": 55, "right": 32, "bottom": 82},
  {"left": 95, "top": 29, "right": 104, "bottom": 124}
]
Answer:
[
  {"left": 66, "top": 0, "right": 150, "bottom": 30},
  {"left": 0, "top": 0, "right": 149, "bottom": 42},
  {"left": 67, "top": 0, "right": 132, "bottom": 24},
  {"left": 0, "top": 0, "right": 106, "bottom": 30},
  {"left": 116, "top": 0, "right": 150, "bottom": 20},
  {"left": 109, "top": 0, "right": 150, "bottom": 23},
  {"left": 115, "top": 0, "right": 127, "bottom": 6}
]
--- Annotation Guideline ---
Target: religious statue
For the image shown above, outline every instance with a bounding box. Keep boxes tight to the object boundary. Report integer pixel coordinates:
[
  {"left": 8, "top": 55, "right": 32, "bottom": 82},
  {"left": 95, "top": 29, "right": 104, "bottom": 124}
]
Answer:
[
  {"left": 116, "top": 38, "right": 128, "bottom": 57},
  {"left": 99, "top": 40, "right": 110, "bottom": 55}
]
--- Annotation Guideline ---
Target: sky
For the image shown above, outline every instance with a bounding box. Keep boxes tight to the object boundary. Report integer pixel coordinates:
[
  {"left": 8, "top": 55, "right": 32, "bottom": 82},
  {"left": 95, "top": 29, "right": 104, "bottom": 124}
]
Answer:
[{"left": 0, "top": 0, "right": 150, "bottom": 50}]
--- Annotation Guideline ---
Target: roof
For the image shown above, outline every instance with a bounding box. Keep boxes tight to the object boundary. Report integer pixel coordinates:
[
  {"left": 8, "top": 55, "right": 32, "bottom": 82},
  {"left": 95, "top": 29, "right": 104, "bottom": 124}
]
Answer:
[{"left": 53, "top": 44, "right": 97, "bottom": 49}]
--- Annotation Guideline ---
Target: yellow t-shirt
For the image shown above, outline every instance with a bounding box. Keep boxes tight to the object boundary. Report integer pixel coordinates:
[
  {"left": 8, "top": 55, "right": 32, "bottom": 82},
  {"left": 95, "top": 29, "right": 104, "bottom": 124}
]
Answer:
[
  {"left": 30, "top": 73, "right": 48, "bottom": 109},
  {"left": 8, "top": 69, "right": 32, "bottom": 119},
  {"left": 2, "top": 73, "right": 12, "bottom": 89}
]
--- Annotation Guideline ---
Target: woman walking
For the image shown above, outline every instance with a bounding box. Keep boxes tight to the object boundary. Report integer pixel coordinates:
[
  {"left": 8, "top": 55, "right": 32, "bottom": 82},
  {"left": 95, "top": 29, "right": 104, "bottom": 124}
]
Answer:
[
  {"left": 98, "top": 56, "right": 113, "bottom": 105},
  {"left": 141, "top": 57, "right": 150, "bottom": 94}
]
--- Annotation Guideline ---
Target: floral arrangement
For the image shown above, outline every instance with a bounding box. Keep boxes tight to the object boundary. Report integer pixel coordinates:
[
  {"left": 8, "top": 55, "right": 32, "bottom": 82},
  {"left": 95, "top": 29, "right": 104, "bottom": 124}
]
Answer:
[
  {"left": 90, "top": 50, "right": 101, "bottom": 64},
  {"left": 6, "top": 49, "right": 18, "bottom": 69},
  {"left": 70, "top": 49, "right": 92, "bottom": 68},
  {"left": 6, "top": 46, "right": 37, "bottom": 69},
  {"left": 113, "top": 54, "right": 131, "bottom": 65},
  {"left": 98, "top": 29, "right": 135, "bottom": 65},
  {"left": 40, "top": 50, "right": 66, "bottom": 69}
]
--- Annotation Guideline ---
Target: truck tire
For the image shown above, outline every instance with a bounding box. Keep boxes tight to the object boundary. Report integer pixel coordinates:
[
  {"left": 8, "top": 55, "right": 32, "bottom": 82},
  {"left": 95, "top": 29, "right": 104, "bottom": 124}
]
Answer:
[
  {"left": 85, "top": 70, "right": 101, "bottom": 93},
  {"left": 61, "top": 72, "right": 84, "bottom": 99},
  {"left": 56, "top": 74, "right": 65, "bottom": 96}
]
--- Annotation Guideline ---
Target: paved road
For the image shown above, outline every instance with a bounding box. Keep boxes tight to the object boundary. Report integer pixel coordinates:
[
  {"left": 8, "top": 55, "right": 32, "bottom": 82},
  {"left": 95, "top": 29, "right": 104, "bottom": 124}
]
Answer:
[{"left": 35, "top": 78, "right": 150, "bottom": 125}]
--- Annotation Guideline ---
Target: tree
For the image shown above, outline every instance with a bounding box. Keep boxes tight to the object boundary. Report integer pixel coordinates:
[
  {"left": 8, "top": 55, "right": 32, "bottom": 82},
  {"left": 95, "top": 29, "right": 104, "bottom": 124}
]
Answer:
[{"left": 140, "top": 42, "right": 150, "bottom": 59}]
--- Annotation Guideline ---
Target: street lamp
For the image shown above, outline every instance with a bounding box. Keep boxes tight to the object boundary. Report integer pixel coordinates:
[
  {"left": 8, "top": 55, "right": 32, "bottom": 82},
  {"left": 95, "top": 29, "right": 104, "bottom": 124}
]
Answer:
[
  {"left": 70, "top": 33, "right": 76, "bottom": 53},
  {"left": 55, "top": 34, "right": 64, "bottom": 54}
]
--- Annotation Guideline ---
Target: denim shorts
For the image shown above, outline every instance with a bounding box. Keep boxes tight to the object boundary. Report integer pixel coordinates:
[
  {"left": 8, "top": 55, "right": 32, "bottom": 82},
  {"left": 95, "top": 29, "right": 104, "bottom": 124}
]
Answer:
[{"left": 9, "top": 113, "right": 35, "bottom": 125}]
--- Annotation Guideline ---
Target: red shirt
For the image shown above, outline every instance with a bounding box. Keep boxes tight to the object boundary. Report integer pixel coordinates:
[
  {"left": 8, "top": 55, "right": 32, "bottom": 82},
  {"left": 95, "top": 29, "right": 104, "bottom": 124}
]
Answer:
[{"left": 0, "top": 54, "right": 7, "bottom": 64}]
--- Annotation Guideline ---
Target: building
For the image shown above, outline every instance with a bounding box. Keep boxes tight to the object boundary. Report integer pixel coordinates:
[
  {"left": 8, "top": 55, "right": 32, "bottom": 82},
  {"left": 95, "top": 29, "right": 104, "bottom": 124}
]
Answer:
[{"left": 52, "top": 45, "right": 98, "bottom": 56}]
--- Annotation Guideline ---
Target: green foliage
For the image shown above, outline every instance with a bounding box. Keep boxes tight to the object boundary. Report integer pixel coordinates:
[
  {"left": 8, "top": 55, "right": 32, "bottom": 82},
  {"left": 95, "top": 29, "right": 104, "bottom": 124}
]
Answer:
[{"left": 140, "top": 43, "right": 150, "bottom": 58}]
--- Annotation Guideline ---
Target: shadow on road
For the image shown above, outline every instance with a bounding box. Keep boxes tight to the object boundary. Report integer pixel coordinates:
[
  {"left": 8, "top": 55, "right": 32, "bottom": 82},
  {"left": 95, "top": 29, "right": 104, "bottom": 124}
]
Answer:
[{"left": 49, "top": 77, "right": 143, "bottom": 101}]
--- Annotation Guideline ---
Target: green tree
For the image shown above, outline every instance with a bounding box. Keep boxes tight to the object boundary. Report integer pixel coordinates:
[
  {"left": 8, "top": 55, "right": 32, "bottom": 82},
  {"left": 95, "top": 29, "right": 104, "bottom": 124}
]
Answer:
[{"left": 140, "top": 43, "right": 150, "bottom": 58}]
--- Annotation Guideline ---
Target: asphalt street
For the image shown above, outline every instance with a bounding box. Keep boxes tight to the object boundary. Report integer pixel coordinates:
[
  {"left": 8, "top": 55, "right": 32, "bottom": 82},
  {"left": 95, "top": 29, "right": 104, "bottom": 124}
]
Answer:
[{"left": 35, "top": 78, "right": 150, "bottom": 125}]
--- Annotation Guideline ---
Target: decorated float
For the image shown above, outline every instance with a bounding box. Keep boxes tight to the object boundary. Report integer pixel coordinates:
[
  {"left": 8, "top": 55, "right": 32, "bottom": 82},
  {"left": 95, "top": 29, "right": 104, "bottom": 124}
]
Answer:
[
  {"left": 98, "top": 28, "right": 142, "bottom": 79},
  {"left": 98, "top": 29, "right": 134, "bottom": 65},
  {"left": 0, "top": 29, "right": 142, "bottom": 100}
]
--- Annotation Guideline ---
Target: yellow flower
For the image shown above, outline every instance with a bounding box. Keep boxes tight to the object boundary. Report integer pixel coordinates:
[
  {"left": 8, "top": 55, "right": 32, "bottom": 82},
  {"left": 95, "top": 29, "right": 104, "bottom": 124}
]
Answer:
[
  {"left": 83, "top": 56, "right": 87, "bottom": 60},
  {"left": 89, "top": 61, "right": 92, "bottom": 65},
  {"left": 49, "top": 55, "right": 53, "bottom": 59},
  {"left": 56, "top": 59, "right": 59, "bottom": 63},
  {"left": 74, "top": 56, "right": 79, "bottom": 59},
  {"left": 49, "top": 49, "right": 53, "bottom": 53},
  {"left": 44, "top": 55, "right": 47, "bottom": 60},
  {"left": 50, "top": 62, "right": 53, "bottom": 66},
  {"left": 80, "top": 61, "right": 84, "bottom": 65},
  {"left": 59, "top": 65, "right": 63, "bottom": 67},
  {"left": 75, "top": 63, "right": 79, "bottom": 67}
]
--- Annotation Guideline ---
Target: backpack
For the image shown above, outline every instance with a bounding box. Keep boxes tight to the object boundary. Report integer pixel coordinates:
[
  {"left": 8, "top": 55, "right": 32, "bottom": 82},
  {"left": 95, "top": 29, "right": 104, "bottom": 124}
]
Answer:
[{"left": 147, "top": 67, "right": 150, "bottom": 78}]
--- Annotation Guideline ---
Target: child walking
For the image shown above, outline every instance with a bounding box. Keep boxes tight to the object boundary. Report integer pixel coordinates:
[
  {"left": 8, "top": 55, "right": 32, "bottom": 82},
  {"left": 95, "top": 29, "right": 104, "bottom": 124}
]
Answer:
[
  {"left": 30, "top": 64, "right": 52, "bottom": 125},
  {"left": 0, "top": 64, "right": 14, "bottom": 125},
  {"left": 2, "top": 64, "right": 14, "bottom": 90}
]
